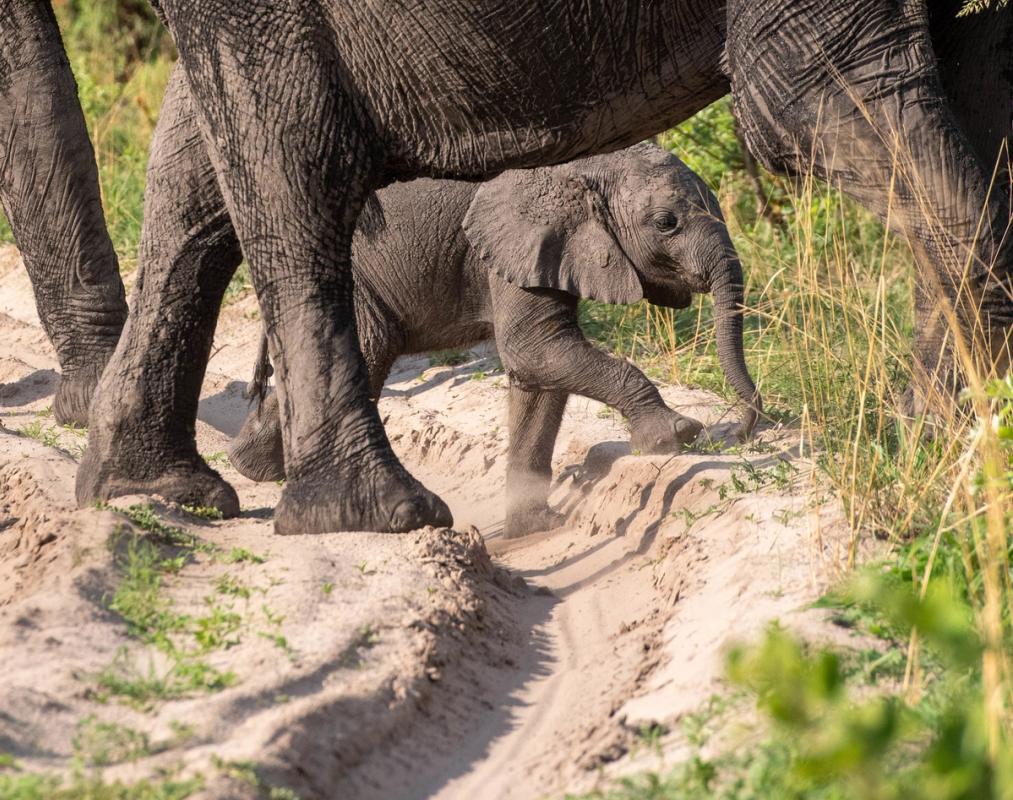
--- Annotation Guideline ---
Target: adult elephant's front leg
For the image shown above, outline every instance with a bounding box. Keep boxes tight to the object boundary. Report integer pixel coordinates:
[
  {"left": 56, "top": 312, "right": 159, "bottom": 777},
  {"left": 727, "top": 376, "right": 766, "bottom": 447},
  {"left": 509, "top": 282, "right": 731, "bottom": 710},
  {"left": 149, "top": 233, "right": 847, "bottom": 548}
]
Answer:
[
  {"left": 0, "top": 1, "right": 127, "bottom": 426},
  {"left": 165, "top": 7, "right": 451, "bottom": 534},
  {"left": 77, "top": 66, "right": 243, "bottom": 515}
]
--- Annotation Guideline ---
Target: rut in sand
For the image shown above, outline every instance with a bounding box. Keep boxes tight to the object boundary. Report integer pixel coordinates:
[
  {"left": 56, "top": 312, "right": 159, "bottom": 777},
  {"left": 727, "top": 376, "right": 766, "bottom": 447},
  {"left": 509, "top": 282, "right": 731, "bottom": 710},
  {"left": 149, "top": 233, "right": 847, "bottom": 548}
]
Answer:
[{"left": 0, "top": 245, "right": 846, "bottom": 798}]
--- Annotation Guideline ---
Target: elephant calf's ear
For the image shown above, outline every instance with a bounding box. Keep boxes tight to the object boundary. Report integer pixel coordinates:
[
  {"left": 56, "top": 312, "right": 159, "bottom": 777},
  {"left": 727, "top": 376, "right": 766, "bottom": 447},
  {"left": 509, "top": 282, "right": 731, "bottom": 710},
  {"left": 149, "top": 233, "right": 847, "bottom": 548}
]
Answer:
[{"left": 462, "top": 170, "right": 643, "bottom": 305}]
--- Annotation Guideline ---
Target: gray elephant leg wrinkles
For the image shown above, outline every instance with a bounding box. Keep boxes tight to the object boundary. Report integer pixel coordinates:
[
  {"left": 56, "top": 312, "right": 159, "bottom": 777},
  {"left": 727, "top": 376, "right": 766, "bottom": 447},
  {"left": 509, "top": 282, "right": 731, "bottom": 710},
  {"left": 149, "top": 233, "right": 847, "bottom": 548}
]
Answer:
[
  {"left": 228, "top": 288, "right": 406, "bottom": 486},
  {"left": 504, "top": 384, "right": 569, "bottom": 539},
  {"left": 913, "top": 1, "right": 1013, "bottom": 409},
  {"left": 491, "top": 276, "right": 702, "bottom": 456},
  {"left": 0, "top": 0, "right": 126, "bottom": 426},
  {"left": 730, "top": 0, "right": 1013, "bottom": 408},
  {"left": 160, "top": 20, "right": 450, "bottom": 534},
  {"left": 76, "top": 66, "right": 243, "bottom": 514}
]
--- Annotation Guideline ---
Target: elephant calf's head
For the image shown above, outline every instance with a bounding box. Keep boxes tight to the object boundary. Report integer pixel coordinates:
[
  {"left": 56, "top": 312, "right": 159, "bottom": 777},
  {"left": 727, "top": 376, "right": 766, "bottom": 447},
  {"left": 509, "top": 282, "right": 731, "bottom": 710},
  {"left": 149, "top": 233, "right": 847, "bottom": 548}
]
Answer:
[{"left": 462, "top": 141, "right": 762, "bottom": 436}]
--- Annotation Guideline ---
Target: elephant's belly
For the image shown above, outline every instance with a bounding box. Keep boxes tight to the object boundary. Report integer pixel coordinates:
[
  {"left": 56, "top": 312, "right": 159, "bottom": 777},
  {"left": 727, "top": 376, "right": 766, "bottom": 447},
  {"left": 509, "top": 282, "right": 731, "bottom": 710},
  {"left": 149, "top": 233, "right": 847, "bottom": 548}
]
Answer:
[
  {"left": 403, "top": 321, "right": 495, "bottom": 356},
  {"left": 332, "top": 0, "right": 728, "bottom": 178}
]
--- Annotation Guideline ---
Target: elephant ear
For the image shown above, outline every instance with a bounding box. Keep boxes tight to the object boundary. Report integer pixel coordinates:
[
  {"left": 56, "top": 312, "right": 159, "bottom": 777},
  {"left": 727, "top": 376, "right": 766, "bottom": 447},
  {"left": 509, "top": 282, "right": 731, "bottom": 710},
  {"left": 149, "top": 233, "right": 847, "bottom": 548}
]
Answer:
[{"left": 462, "top": 168, "right": 643, "bottom": 305}]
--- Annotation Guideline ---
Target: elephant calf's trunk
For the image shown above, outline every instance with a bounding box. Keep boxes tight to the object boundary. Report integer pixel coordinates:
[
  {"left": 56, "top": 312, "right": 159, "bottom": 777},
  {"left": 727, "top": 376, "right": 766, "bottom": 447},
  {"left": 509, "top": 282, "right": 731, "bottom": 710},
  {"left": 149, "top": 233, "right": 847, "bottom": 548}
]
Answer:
[{"left": 711, "top": 256, "right": 762, "bottom": 438}]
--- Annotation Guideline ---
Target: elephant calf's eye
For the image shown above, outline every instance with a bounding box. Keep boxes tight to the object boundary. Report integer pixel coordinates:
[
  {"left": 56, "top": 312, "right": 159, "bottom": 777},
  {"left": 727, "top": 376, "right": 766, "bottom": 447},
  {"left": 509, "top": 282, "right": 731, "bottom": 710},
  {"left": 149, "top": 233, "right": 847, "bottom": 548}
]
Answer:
[{"left": 653, "top": 212, "right": 679, "bottom": 234}]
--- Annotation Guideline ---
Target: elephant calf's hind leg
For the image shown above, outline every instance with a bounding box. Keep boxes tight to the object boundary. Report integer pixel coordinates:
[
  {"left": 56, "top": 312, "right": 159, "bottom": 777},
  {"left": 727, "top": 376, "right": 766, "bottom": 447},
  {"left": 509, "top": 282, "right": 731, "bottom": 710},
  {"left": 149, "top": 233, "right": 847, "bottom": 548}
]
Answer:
[{"left": 504, "top": 384, "right": 568, "bottom": 539}]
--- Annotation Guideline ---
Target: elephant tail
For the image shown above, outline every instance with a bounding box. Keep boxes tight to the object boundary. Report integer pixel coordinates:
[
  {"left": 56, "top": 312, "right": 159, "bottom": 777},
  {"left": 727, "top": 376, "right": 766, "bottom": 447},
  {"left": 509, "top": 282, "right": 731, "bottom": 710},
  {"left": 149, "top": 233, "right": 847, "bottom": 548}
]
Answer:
[{"left": 243, "top": 331, "right": 273, "bottom": 409}]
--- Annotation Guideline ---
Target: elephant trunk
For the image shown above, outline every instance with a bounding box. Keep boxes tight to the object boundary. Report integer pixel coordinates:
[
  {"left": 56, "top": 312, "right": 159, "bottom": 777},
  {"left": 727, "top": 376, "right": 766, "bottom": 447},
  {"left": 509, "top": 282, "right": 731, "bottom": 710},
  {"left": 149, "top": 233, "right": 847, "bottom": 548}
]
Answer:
[
  {"left": 730, "top": 2, "right": 1012, "bottom": 387},
  {"left": 708, "top": 248, "right": 762, "bottom": 438},
  {"left": 840, "top": 95, "right": 1012, "bottom": 385}
]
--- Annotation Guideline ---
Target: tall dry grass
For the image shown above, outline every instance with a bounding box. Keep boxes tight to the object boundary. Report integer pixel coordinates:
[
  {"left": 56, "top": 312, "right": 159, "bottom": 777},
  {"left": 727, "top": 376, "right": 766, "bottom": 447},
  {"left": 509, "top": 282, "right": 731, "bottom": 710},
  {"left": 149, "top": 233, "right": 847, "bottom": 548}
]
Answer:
[{"left": 584, "top": 102, "right": 1013, "bottom": 785}]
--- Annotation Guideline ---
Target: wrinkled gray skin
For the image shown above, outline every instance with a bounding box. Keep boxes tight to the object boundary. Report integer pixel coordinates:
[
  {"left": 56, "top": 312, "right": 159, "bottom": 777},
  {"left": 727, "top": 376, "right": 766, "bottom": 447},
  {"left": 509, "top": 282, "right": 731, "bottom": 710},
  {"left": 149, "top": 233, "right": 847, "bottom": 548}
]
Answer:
[
  {"left": 74, "top": 0, "right": 1012, "bottom": 535},
  {"left": 918, "top": 0, "right": 1013, "bottom": 407},
  {"left": 0, "top": 1, "right": 127, "bottom": 425},
  {"left": 227, "top": 144, "right": 761, "bottom": 538}
]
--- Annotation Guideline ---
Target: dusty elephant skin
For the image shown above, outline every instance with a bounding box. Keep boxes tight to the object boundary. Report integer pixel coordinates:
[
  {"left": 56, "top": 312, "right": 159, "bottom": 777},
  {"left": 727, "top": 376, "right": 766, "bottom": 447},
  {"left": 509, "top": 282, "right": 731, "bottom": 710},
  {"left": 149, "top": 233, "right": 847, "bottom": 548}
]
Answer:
[
  {"left": 76, "top": 1, "right": 1012, "bottom": 535},
  {"left": 0, "top": 1, "right": 127, "bottom": 426},
  {"left": 228, "top": 143, "right": 762, "bottom": 538}
]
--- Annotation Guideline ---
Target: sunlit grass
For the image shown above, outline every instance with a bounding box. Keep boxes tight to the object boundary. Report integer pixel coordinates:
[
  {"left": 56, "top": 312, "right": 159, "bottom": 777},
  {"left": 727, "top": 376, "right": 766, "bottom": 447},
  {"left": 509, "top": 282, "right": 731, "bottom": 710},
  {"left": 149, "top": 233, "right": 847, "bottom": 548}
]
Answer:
[{"left": 577, "top": 100, "right": 1013, "bottom": 796}]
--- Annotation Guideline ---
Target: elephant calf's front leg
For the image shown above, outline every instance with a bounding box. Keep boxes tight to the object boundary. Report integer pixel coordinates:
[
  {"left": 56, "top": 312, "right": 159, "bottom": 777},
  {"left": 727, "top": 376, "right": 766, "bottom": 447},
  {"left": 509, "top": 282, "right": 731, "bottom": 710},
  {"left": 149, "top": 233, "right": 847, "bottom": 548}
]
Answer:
[
  {"left": 493, "top": 281, "right": 702, "bottom": 536},
  {"left": 495, "top": 281, "right": 702, "bottom": 452},
  {"left": 504, "top": 384, "right": 568, "bottom": 538}
]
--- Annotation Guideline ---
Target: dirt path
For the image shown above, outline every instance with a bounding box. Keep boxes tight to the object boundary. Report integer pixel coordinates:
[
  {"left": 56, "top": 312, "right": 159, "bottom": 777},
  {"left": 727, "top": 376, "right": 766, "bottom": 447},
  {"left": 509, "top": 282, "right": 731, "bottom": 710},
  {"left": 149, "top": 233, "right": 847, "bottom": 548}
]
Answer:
[{"left": 0, "top": 246, "right": 848, "bottom": 798}]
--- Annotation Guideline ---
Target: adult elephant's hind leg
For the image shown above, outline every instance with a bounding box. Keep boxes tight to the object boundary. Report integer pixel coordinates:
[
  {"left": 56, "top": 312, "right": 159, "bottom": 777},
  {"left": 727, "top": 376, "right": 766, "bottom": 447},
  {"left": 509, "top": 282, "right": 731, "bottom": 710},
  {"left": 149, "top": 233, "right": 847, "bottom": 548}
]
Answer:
[
  {"left": 228, "top": 298, "right": 404, "bottom": 486},
  {"left": 169, "top": 11, "right": 450, "bottom": 534},
  {"left": 77, "top": 67, "right": 243, "bottom": 515}
]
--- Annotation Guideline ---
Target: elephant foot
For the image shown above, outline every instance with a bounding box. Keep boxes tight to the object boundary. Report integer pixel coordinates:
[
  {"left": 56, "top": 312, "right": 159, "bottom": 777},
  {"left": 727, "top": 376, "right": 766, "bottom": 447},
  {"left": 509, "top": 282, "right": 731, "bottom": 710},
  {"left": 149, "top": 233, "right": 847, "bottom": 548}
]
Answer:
[
  {"left": 53, "top": 363, "right": 107, "bottom": 427},
  {"left": 76, "top": 449, "right": 240, "bottom": 518},
  {"left": 229, "top": 393, "right": 285, "bottom": 482},
  {"left": 274, "top": 461, "right": 453, "bottom": 535},
  {"left": 503, "top": 503, "right": 565, "bottom": 540},
  {"left": 629, "top": 408, "right": 703, "bottom": 454}
]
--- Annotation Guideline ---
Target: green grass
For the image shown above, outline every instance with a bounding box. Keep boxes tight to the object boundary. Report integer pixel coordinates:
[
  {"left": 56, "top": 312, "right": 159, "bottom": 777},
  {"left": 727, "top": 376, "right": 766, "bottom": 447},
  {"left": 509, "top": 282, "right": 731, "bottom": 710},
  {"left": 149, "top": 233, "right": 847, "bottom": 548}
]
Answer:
[
  {"left": 96, "top": 509, "right": 241, "bottom": 706},
  {"left": 16, "top": 421, "right": 87, "bottom": 458},
  {"left": 222, "top": 547, "right": 267, "bottom": 565},
  {"left": 0, "top": 771, "right": 202, "bottom": 800},
  {"left": 215, "top": 574, "right": 252, "bottom": 599},
  {"left": 223, "top": 262, "right": 253, "bottom": 305},
  {"left": 180, "top": 505, "right": 224, "bottom": 521},
  {"left": 428, "top": 349, "right": 472, "bottom": 367},
  {"left": 72, "top": 716, "right": 151, "bottom": 767},
  {"left": 106, "top": 503, "right": 215, "bottom": 553},
  {"left": 209, "top": 757, "right": 302, "bottom": 800}
]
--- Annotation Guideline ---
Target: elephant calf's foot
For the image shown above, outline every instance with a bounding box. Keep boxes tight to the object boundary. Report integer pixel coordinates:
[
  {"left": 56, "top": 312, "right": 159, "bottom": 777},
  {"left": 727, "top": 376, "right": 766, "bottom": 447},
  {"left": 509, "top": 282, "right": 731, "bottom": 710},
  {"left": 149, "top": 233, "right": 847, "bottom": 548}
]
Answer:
[
  {"left": 76, "top": 450, "right": 241, "bottom": 517},
  {"left": 53, "top": 363, "right": 108, "bottom": 427},
  {"left": 629, "top": 408, "right": 703, "bottom": 454},
  {"left": 274, "top": 460, "right": 453, "bottom": 535},
  {"left": 229, "top": 393, "right": 285, "bottom": 482}
]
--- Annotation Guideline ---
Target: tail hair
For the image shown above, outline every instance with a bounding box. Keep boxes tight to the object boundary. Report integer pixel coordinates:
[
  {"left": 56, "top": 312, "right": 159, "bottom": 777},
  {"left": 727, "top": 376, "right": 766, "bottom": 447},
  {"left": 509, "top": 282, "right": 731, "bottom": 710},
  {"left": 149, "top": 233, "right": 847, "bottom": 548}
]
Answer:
[{"left": 244, "top": 330, "right": 273, "bottom": 412}]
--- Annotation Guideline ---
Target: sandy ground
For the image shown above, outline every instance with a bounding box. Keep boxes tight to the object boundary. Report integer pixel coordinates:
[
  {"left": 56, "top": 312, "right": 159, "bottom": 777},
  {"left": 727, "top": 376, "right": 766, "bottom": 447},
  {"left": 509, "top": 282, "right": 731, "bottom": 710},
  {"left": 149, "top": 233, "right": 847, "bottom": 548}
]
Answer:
[{"left": 0, "top": 245, "right": 851, "bottom": 799}]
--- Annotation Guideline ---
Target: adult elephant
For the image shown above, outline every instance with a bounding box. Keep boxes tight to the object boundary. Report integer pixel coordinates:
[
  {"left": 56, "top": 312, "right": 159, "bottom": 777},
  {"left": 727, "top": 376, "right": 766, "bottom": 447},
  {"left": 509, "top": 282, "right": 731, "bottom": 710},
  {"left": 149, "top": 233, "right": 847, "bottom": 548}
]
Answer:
[
  {"left": 0, "top": 1, "right": 127, "bottom": 426},
  {"left": 78, "top": 0, "right": 1012, "bottom": 534},
  {"left": 920, "top": 0, "right": 1013, "bottom": 400}
]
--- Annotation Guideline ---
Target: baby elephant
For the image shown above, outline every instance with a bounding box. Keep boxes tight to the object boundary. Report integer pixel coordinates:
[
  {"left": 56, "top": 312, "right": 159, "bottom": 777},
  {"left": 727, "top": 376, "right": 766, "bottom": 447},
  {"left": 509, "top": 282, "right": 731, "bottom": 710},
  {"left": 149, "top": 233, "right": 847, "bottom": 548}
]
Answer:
[{"left": 229, "top": 142, "right": 761, "bottom": 537}]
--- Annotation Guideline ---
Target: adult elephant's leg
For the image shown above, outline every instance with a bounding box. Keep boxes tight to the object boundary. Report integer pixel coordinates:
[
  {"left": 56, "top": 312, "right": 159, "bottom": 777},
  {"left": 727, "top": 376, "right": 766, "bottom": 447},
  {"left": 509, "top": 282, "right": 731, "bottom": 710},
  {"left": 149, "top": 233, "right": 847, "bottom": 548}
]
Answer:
[
  {"left": 228, "top": 292, "right": 405, "bottom": 486},
  {"left": 77, "top": 66, "right": 243, "bottom": 514},
  {"left": 729, "top": 1, "right": 1013, "bottom": 401},
  {"left": 918, "top": 0, "right": 1013, "bottom": 406},
  {"left": 492, "top": 277, "right": 702, "bottom": 454},
  {"left": 0, "top": 0, "right": 127, "bottom": 425},
  {"left": 165, "top": 9, "right": 450, "bottom": 533},
  {"left": 931, "top": 0, "right": 1012, "bottom": 189},
  {"left": 504, "top": 383, "right": 568, "bottom": 539}
]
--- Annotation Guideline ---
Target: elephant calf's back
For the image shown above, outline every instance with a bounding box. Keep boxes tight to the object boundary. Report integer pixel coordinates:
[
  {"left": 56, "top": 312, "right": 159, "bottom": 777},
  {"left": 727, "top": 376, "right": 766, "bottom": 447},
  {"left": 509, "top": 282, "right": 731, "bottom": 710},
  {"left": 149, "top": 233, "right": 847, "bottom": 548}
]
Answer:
[{"left": 350, "top": 178, "right": 494, "bottom": 353}]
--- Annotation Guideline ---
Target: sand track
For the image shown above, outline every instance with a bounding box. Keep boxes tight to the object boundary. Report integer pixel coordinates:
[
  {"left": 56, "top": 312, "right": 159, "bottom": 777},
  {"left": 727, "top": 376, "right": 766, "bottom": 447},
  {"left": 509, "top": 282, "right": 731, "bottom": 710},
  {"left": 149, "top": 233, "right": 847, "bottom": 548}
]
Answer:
[{"left": 0, "top": 246, "right": 847, "bottom": 798}]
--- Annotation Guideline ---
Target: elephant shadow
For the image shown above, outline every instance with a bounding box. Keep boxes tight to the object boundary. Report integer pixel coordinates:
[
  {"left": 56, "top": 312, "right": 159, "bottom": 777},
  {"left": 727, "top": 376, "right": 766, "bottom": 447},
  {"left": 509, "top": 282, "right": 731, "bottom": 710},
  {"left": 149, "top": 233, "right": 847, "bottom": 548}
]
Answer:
[
  {"left": 197, "top": 380, "right": 257, "bottom": 438},
  {"left": 0, "top": 368, "right": 58, "bottom": 408}
]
